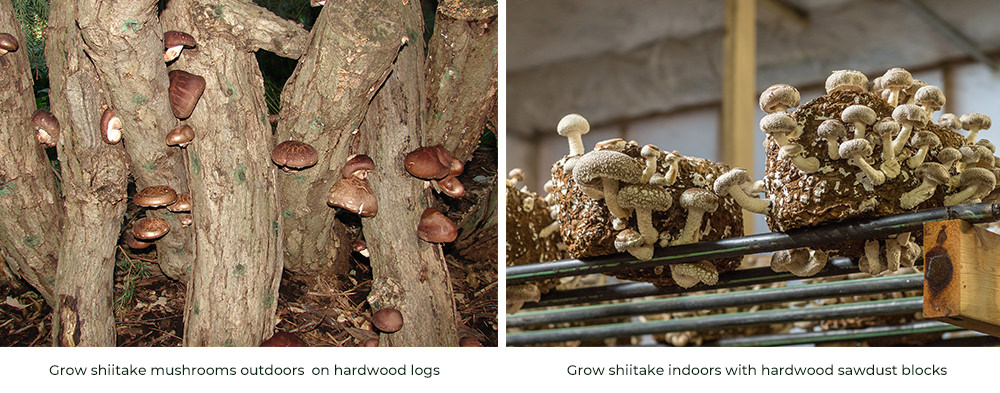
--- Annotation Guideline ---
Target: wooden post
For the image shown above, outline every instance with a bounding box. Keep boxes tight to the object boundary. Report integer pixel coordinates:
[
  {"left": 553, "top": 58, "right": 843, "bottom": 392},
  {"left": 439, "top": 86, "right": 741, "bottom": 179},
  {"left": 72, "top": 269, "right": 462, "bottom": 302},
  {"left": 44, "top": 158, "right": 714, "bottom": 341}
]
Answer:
[
  {"left": 923, "top": 219, "right": 1000, "bottom": 336},
  {"left": 722, "top": 0, "right": 757, "bottom": 234}
]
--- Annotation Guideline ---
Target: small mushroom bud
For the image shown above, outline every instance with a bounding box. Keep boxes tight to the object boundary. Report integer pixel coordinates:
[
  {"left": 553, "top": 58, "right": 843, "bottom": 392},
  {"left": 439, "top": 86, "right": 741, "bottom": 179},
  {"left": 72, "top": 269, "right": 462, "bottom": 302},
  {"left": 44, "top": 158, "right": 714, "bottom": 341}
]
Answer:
[
  {"left": 976, "top": 139, "right": 996, "bottom": 153},
  {"left": 760, "top": 112, "right": 796, "bottom": 147},
  {"left": 839, "top": 139, "right": 885, "bottom": 186},
  {"left": 663, "top": 151, "right": 682, "bottom": 185},
  {"left": 672, "top": 188, "right": 718, "bottom": 245},
  {"left": 871, "top": 119, "right": 900, "bottom": 179},
  {"left": 618, "top": 184, "right": 673, "bottom": 246},
  {"left": 327, "top": 177, "right": 377, "bottom": 217},
  {"left": 508, "top": 168, "right": 525, "bottom": 187},
  {"left": 178, "top": 214, "right": 193, "bottom": 227},
  {"left": 101, "top": 108, "right": 123, "bottom": 144},
  {"left": 824, "top": 69, "right": 868, "bottom": 94},
  {"left": 167, "top": 70, "right": 206, "bottom": 119},
  {"left": 899, "top": 162, "right": 949, "bottom": 209},
  {"left": 961, "top": 113, "right": 991, "bottom": 145},
  {"left": 906, "top": 131, "right": 941, "bottom": 169},
  {"left": 163, "top": 31, "right": 196, "bottom": 62},
  {"left": 557, "top": 113, "right": 590, "bottom": 156},
  {"left": 165, "top": 125, "right": 195, "bottom": 147},
  {"left": 713, "top": 168, "right": 770, "bottom": 214},
  {"left": 759, "top": 84, "right": 800, "bottom": 114},
  {"left": 614, "top": 229, "right": 652, "bottom": 261},
  {"left": 640, "top": 144, "right": 660, "bottom": 183},
  {"left": 944, "top": 167, "right": 996, "bottom": 206},
  {"left": 134, "top": 185, "right": 178, "bottom": 208},
  {"left": 133, "top": 217, "right": 170, "bottom": 240},
  {"left": 860, "top": 239, "right": 886, "bottom": 275},
  {"left": 902, "top": 79, "right": 928, "bottom": 105},
  {"left": 817, "top": 119, "right": 847, "bottom": 160},
  {"left": 30, "top": 109, "right": 60, "bottom": 147},
  {"left": 841, "top": 105, "right": 877, "bottom": 140},
  {"left": 416, "top": 207, "right": 457, "bottom": 243},
  {"left": 882, "top": 67, "right": 913, "bottom": 107},
  {"left": 271, "top": 140, "right": 318, "bottom": 171},
  {"left": 669, "top": 261, "right": 718, "bottom": 288},
  {"left": 166, "top": 192, "right": 192, "bottom": 213},
  {"left": 914, "top": 85, "right": 945, "bottom": 121},
  {"left": 435, "top": 175, "right": 466, "bottom": 198},
  {"left": 891, "top": 104, "right": 928, "bottom": 155},
  {"left": 778, "top": 143, "right": 820, "bottom": 174},
  {"left": 260, "top": 332, "right": 306, "bottom": 347},
  {"left": 373, "top": 308, "right": 403, "bottom": 333},
  {"left": 342, "top": 154, "right": 374, "bottom": 179},
  {"left": 0, "top": 33, "right": 18, "bottom": 55}
]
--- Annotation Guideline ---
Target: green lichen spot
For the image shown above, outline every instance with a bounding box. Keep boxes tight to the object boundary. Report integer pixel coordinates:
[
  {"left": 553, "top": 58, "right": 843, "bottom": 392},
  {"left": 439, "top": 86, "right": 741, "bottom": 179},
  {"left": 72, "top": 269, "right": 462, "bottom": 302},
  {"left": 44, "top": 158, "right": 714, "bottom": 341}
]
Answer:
[
  {"left": 294, "top": 174, "right": 306, "bottom": 184},
  {"left": 144, "top": 161, "right": 156, "bottom": 172},
  {"left": 309, "top": 117, "right": 325, "bottom": 130},
  {"left": 282, "top": 209, "right": 293, "bottom": 218},
  {"left": 132, "top": 93, "right": 147, "bottom": 106},
  {"left": 233, "top": 264, "right": 246, "bottom": 277},
  {"left": 210, "top": 5, "right": 227, "bottom": 19},
  {"left": 234, "top": 164, "right": 246, "bottom": 184},
  {"left": 121, "top": 18, "right": 142, "bottom": 34},
  {"left": 434, "top": 110, "right": 442, "bottom": 119},
  {"left": 193, "top": 300, "right": 201, "bottom": 315},
  {"left": 272, "top": 220, "right": 280, "bottom": 236},
  {"left": 493, "top": 45, "right": 498, "bottom": 55},
  {"left": 0, "top": 183, "right": 14, "bottom": 197},
  {"left": 444, "top": 66, "right": 459, "bottom": 81},
  {"left": 225, "top": 82, "right": 236, "bottom": 98},
  {"left": 260, "top": 113, "right": 268, "bottom": 125},
  {"left": 262, "top": 291, "right": 275, "bottom": 306},
  {"left": 23, "top": 235, "right": 39, "bottom": 248},
  {"left": 223, "top": 338, "right": 235, "bottom": 347},
  {"left": 189, "top": 151, "right": 201, "bottom": 176}
]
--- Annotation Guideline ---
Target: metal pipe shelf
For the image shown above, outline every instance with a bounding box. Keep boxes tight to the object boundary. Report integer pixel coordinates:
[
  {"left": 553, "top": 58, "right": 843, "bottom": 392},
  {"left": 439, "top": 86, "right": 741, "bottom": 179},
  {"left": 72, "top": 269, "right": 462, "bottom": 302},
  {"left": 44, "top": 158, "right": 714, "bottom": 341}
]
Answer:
[{"left": 712, "top": 320, "right": 960, "bottom": 347}]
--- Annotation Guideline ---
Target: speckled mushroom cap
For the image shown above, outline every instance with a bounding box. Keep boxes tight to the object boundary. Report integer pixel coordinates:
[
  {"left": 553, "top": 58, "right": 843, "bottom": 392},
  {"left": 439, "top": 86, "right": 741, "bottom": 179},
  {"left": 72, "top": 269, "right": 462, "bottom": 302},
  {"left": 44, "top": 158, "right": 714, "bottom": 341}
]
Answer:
[
  {"left": 841, "top": 105, "right": 877, "bottom": 126},
  {"left": 759, "top": 113, "right": 796, "bottom": 139},
  {"left": 166, "top": 192, "right": 192, "bottom": 212},
  {"left": 977, "top": 139, "right": 996, "bottom": 153},
  {"left": 759, "top": 84, "right": 800, "bottom": 113},
  {"left": 165, "top": 125, "right": 195, "bottom": 147},
  {"left": 271, "top": 140, "right": 319, "bottom": 169},
  {"left": 893, "top": 104, "right": 928, "bottom": 126},
  {"left": 960, "top": 145, "right": 993, "bottom": 165},
  {"left": 960, "top": 167, "right": 996, "bottom": 189},
  {"left": 938, "top": 113, "right": 962, "bottom": 131},
  {"left": 713, "top": 168, "right": 752, "bottom": 195},
  {"left": 838, "top": 138, "right": 873, "bottom": 158},
  {"left": 873, "top": 118, "right": 900, "bottom": 136},
  {"left": 679, "top": 188, "right": 719, "bottom": 213},
  {"left": 133, "top": 217, "right": 170, "bottom": 240},
  {"left": 937, "top": 147, "right": 961, "bottom": 165},
  {"left": 617, "top": 183, "right": 673, "bottom": 211},
  {"left": 614, "top": 229, "right": 643, "bottom": 250},
  {"left": 134, "top": 185, "right": 178, "bottom": 207},
  {"left": 882, "top": 67, "right": 913, "bottom": 90},
  {"left": 914, "top": 85, "right": 945, "bottom": 111},
  {"left": 915, "top": 162, "right": 950, "bottom": 185},
  {"left": 572, "top": 150, "right": 643, "bottom": 186},
  {"left": 0, "top": 33, "right": 18, "bottom": 53},
  {"left": 640, "top": 144, "right": 660, "bottom": 159},
  {"left": 961, "top": 113, "right": 991, "bottom": 130},
  {"left": 327, "top": 177, "right": 377, "bottom": 217},
  {"left": 824, "top": 69, "right": 868, "bottom": 94},
  {"left": 817, "top": 119, "right": 847, "bottom": 139},
  {"left": 911, "top": 131, "right": 941, "bottom": 149}
]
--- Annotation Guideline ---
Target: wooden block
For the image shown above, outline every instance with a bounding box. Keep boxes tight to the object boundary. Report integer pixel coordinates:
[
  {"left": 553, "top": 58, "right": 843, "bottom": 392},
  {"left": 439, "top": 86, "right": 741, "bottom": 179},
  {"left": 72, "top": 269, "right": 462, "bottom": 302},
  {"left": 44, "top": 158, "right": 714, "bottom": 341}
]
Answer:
[{"left": 923, "top": 219, "right": 1000, "bottom": 336}]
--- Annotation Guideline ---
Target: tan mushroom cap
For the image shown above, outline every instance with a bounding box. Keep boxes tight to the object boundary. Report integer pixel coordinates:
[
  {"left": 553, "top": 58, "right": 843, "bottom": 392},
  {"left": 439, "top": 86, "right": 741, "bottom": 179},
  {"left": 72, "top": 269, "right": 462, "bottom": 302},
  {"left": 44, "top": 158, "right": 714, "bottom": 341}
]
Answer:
[
  {"left": 936, "top": 147, "right": 962, "bottom": 166},
  {"left": 416, "top": 207, "right": 458, "bottom": 243},
  {"left": 713, "top": 168, "right": 753, "bottom": 195},
  {"left": 165, "top": 125, "right": 195, "bottom": 147},
  {"left": 373, "top": 308, "right": 403, "bottom": 333},
  {"left": 133, "top": 217, "right": 170, "bottom": 240},
  {"left": 617, "top": 183, "right": 673, "bottom": 211},
  {"left": 892, "top": 104, "right": 928, "bottom": 126},
  {"left": 960, "top": 167, "right": 996, "bottom": 190},
  {"left": 842, "top": 105, "right": 877, "bottom": 126},
  {"left": 961, "top": 113, "right": 991, "bottom": 131},
  {"left": 759, "top": 113, "right": 796, "bottom": 139},
  {"left": 914, "top": 85, "right": 946, "bottom": 111},
  {"left": 873, "top": 118, "right": 900, "bottom": 136},
  {"left": 759, "top": 84, "right": 801, "bottom": 113},
  {"left": 271, "top": 140, "right": 319, "bottom": 170},
  {"left": 817, "top": 119, "right": 847, "bottom": 139},
  {"left": 680, "top": 188, "right": 719, "bottom": 213},
  {"left": 166, "top": 192, "right": 192, "bottom": 212},
  {"left": 882, "top": 67, "right": 913, "bottom": 90},
  {"left": 839, "top": 138, "right": 873, "bottom": 158},
  {"left": 614, "top": 229, "right": 644, "bottom": 251},
  {"left": 916, "top": 162, "right": 950, "bottom": 185},
  {"left": 938, "top": 113, "right": 962, "bottom": 131},
  {"left": 135, "top": 185, "right": 178, "bottom": 208},
  {"left": 572, "top": 150, "right": 643, "bottom": 185},
  {"left": 327, "top": 177, "right": 377, "bottom": 217},
  {"left": 824, "top": 69, "right": 868, "bottom": 94},
  {"left": 910, "top": 131, "right": 941, "bottom": 149}
]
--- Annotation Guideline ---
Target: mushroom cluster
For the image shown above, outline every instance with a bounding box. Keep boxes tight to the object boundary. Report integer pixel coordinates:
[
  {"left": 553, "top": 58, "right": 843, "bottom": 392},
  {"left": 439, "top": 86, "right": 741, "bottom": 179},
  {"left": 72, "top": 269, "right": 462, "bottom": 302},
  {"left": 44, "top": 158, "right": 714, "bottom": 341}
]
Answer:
[
  {"left": 126, "top": 185, "right": 192, "bottom": 249},
  {"left": 327, "top": 154, "right": 377, "bottom": 217}
]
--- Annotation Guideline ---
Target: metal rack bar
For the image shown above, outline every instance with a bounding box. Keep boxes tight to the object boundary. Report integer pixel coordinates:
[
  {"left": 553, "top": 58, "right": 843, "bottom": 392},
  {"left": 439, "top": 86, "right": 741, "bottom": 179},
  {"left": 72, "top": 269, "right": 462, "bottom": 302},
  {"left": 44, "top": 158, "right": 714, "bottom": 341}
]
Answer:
[
  {"left": 507, "top": 203, "right": 1000, "bottom": 285},
  {"left": 523, "top": 257, "right": 862, "bottom": 309},
  {"left": 712, "top": 320, "right": 959, "bottom": 347},
  {"left": 506, "top": 297, "right": 923, "bottom": 346},
  {"left": 509, "top": 274, "right": 923, "bottom": 328}
]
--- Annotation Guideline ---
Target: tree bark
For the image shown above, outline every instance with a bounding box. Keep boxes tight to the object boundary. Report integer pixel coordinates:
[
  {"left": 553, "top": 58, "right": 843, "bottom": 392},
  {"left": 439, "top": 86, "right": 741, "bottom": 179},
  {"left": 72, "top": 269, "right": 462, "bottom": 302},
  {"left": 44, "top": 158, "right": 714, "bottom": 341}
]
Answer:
[
  {"left": 424, "top": 3, "right": 498, "bottom": 162},
  {"left": 273, "top": 0, "right": 404, "bottom": 275},
  {"left": 361, "top": 0, "right": 460, "bottom": 347},
  {"left": 162, "top": 0, "right": 282, "bottom": 346},
  {"left": 77, "top": 0, "right": 195, "bottom": 282},
  {"left": 0, "top": 0, "right": 61, "bottom": 305},
  {"left": 47, "top": 0, "right": 130, "bottom": 347}
]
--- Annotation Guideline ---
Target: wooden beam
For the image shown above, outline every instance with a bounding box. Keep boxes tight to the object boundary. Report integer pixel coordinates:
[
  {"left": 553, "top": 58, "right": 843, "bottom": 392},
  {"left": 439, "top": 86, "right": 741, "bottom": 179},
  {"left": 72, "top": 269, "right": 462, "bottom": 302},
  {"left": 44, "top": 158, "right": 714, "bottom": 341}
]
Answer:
[
  {"left": 722, "top": 0, "right": 757, "bottom": 234},
  {"left": 923, "top": 219, "right": 1000, "bottom": 336}
]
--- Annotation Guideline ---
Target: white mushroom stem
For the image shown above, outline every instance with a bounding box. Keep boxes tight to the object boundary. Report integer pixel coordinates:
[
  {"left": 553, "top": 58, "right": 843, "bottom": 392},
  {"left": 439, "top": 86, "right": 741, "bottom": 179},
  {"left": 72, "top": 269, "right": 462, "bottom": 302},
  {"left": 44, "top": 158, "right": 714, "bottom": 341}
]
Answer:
[
  {"left": 670, "top": 262, "right": 718, "bottom": 288},
  {"left": 566, "top": 134, "right": 585, "bottom": 156},
  {"left": 880, "top": 157, "right": 901, "bottom": 180},
  {"left": 538, "top": 221, "right": 560, "bottom": 238},
  {"left": 886, "top": 240, "right": 901, "bottom": 272},
  {"left": 634, "top": 207, "right": 658, "bottom": 246},
  {"left": 863, "top": 239, "right": 884, "bottom": 275},
  {"left": 579, "top": 183, "right": 604, "bottom": 200},
  {"left": 966, "top": 126, "right": 982, "bottom": 145},
  {"left": 848, "top": 156, "right": 886, "bottom": 185},
  {"left": 164, "top": 45, "right": 183, "bottom": 62},
  {"left": 724, "top": 185, "right": 770, "bottom": 214},
  {"left": 891, "top": 123, "right": 913, "bottom": 155},
  {"left": 906, "top": 147, "right": 930, "bottom": 169},
  {"left": 887, "top": 89, "right": 903, "bottom": 108},
  {"left": 945, "top": 183, "right": 987, "bottom": 205},
  {"left": 742, "top": 180, "right": 766, "bottom": 195},
  {"left": 792, "top": 155, "right": 820, "bottom": 173},
  {"left": 899, "top": 179, "right": 942, "bottom": 209},
  {"left": 822, "top": 138, "right": 840, "bottom": 160},
  {"left": 672, "top": 209, "right": 707, "bottom": 245},
  {"left": 664, "top": 160, "right": 680, "bottom": 185},
  {"left": 852, "top": 122, "right": 867, "bottom": 139},
  {"left": 602, "top": 178, "right": 631, "bottom": 218}
]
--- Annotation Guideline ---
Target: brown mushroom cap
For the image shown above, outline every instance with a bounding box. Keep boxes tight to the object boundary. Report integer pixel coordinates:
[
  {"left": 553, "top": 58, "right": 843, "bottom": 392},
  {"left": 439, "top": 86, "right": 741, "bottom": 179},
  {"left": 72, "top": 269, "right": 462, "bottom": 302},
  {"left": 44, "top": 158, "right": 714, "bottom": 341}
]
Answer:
[
  {"left": 178, "top": 214, "right": 193, "bottom": 227},
  {"left": 31, "top": 109, "right": 60, "bottom": 147},
  {"left": 404, "top": 147, "right": 450, "bottom": 180},
  {"left": 341, "top": 154, "right": 374, "bottom": 179},
  {"left": 101, "top": 108, "right": 123, "bottom": 144},
  {"left": 459, "top": 336, "right": 483, "bottom": 347},
  {"left": 373, "top": 308, "right": 403, "bottom": 333},
  {"left": 123, "top": 231, "right": 153, "bottom": 250},
  {"left": 163, "top": 31, "right": 196, "bottom": 49},
  {"left": 260, "top": 332, "right": 306, "bottom": 347},
  {"left": 133, "top": 217, "right": 170, "bottom": 240},
  {"left": 417, "top": 207, "right": 458, "bottom": 243},
  {"left": 134, "top": 185, "right": 178, "bottom": 208},
  {"left": 327, "top": 177, "right": 377, "bottom": 217},
  {"left": 0, "top": 33, "right": 18, "bottom": 53},
  {"left": 168, "top": 70, "right": 206, "bottom": 119},
  {"left": 432, "top": 145, "right": 464, "bottom": 176},
  {"left": 436, "top": 175, "right": 466, "bottom": 198},
  {"left": 271, "top": 140, "right": 318, "bottom": 170},
  {"left": 165, "top": 125, "right": 195, "bottom": 147},
  {"left": 166, "top": 192, "right": 192, "bottom": 212}
]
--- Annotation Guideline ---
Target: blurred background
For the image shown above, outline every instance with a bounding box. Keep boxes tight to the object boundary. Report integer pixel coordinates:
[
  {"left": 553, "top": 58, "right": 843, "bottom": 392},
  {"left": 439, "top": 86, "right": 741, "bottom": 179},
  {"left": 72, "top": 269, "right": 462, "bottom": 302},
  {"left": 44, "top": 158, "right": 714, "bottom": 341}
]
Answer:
[{"left": 506, "top": 0, "right": 1000, "bottom": 234}]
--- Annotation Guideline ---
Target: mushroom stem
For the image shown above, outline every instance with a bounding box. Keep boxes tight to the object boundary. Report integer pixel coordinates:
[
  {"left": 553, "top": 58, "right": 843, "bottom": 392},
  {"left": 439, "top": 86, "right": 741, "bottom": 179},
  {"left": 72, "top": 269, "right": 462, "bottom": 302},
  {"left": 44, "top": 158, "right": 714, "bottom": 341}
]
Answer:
[
  {"left": 823, "top": 137, "right": 840, "bottom": 160},
  {"left": 664, "top": 160, "right": 680, "bottom": 185},
  {"left": 672, "top": 210, "right": 706, "bottom": 246},
  {"left": 966, "top": 126, "right": 981, "bottom": 145},
  {"left": 852, "top": 122, "right": 867, "bottom": 139},
  {"left": 791, "top": 155, "right": 820, "bottom": 173},
  {"left": 886, "top": 238, "right": 902, "bottom": 272},
  {"left": 880, "top": 157, "right": 901, "bottom": 180},
  {"left": 725, "top": 185, "right": 770, "bottom": 214},
  {"left": 567, "top": 136, "right": 585, "bottom": 157},
  {"left": 906, "top": 146, "right": 931, "bottom": 169},
  {"left": 538, "top": 221, "right": 560, "bottom": 238},
  {"left": 891, "top": 124, "right": 913, "bottom": 155},
  {"left": 887, "top": 89, "right": 903, "bottom": 107},
  {"left": 899, "top": 179, "right": 941, "bottom": 209},
  {"left": 848, "top": 156, "right": 886, "bottom": 185},
  {"left": 944, "top": 183, "right": 985, "bottom": 205},
  {"left": 642, "top": 159, "right": 656, "bottom": 183},
  {"left": 634, "top": 207, "right": 658, "bottom": 246},
  {"left": 601, "top": 177, "right": 631, "bottom": 218}
]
